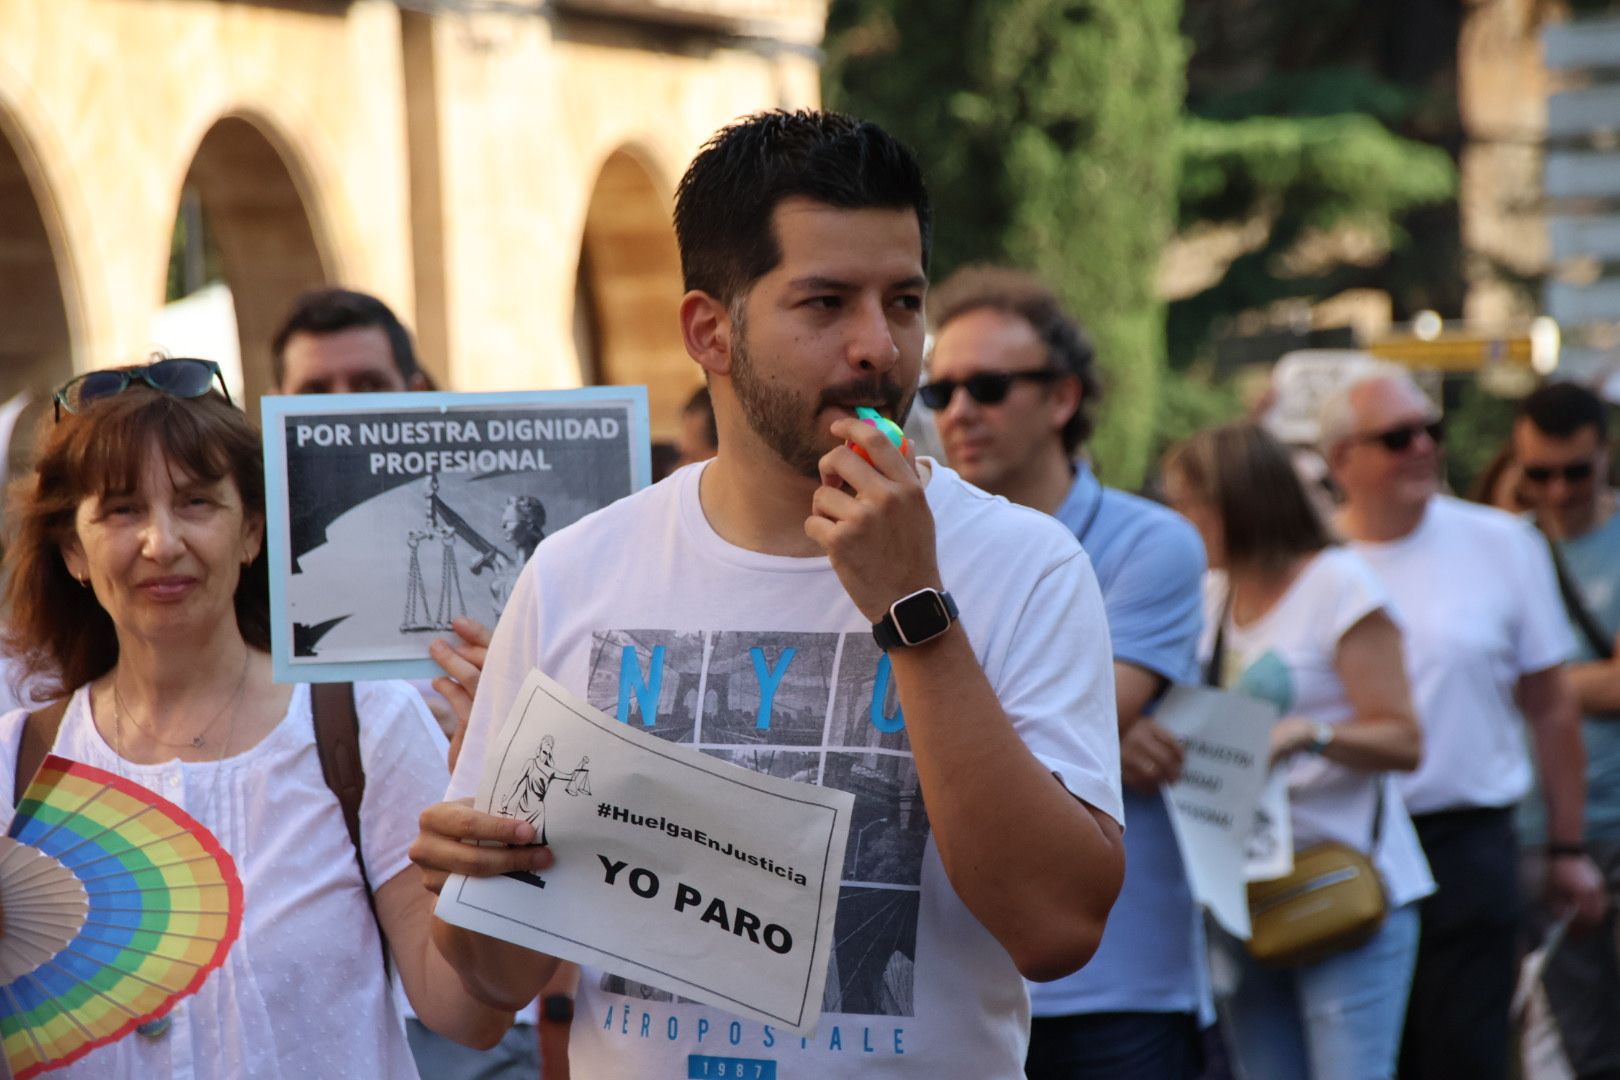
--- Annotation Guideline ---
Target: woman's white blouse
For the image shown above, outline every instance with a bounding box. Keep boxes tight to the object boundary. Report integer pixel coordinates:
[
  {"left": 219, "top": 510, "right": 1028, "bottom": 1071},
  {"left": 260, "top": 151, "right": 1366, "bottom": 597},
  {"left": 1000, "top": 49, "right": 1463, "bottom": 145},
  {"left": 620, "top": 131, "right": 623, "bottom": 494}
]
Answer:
[
  {"left": 1203, "top": 549, "right": 1436, "bottom": 908},
  {"left": 0, "top": 680, "right": 447, "bottom": 1079}
]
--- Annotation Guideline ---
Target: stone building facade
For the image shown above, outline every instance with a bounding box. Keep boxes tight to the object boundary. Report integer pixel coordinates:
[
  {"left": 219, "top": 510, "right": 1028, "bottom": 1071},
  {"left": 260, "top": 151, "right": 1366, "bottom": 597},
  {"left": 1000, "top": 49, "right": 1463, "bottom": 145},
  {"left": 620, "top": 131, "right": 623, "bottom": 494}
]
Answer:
[{"left": 0, "top": 0, "right": 826, "bottom": 435}]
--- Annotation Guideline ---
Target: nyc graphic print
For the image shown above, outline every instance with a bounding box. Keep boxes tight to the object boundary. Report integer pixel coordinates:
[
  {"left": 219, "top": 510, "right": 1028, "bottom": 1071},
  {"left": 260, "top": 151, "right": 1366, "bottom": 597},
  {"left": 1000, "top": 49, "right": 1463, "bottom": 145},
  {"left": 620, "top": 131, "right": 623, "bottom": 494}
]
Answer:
[{"left": 586, "top": 629, "right": 926, "bottom": 1020}]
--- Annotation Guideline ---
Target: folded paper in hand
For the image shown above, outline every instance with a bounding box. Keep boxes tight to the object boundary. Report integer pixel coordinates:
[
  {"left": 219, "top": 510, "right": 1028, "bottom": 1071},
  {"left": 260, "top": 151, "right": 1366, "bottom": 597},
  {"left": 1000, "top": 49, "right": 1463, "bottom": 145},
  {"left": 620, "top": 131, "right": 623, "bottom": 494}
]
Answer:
[{"left": 434, "top": 668, "right": 854, "bottom": 1036}]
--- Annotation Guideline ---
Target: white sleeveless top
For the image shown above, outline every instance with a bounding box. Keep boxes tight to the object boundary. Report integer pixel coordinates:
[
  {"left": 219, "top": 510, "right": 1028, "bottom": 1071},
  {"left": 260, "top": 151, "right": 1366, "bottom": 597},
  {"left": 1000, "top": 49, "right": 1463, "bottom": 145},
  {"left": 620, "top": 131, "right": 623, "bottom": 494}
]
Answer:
[{"left": 0, "top": 679, "right": 446, "bottom": 1079}]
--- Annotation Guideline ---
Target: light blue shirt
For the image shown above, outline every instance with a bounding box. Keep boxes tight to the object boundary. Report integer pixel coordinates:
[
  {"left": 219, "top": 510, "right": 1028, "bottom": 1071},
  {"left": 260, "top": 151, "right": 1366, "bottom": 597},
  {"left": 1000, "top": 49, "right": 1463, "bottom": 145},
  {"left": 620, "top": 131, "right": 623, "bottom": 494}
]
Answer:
[
  {"left": 1028, "top": 463, "right": 1212, "bottom": 1019},
  {"left": 1520, "top": 506, "right": 1620, "bottom": 844}
]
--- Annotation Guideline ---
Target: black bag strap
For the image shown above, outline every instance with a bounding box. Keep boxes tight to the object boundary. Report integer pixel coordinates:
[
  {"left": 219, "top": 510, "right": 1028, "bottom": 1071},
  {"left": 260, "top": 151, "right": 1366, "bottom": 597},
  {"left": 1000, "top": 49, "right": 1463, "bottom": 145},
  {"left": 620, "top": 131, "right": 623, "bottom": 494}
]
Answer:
[
  {"left": 1367, "top": 776, "right": 1387, "bottom": 853},
  {"left": 12, "top": 698, "right": 70, "bottom": 808},
  {"left": 1538, "top": 523, "right": 1615, "bottom": 661},
  {"left": 311, "top": 682, "right": 390, "bottom": 977},
  {"left": 1204, "top": 588, "right": 1232, "bottom": 689}
]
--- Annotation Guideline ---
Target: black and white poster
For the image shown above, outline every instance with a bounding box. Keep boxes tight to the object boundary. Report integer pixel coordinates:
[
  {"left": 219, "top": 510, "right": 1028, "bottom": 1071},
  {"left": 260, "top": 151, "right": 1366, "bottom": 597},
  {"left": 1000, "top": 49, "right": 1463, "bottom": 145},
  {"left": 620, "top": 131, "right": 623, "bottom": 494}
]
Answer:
[
  {"left": 435, "top": 668, "right": 853, "bottom": 1037},
  {"left": 262, "top": 389, "right": 650, "bottom": 683}
]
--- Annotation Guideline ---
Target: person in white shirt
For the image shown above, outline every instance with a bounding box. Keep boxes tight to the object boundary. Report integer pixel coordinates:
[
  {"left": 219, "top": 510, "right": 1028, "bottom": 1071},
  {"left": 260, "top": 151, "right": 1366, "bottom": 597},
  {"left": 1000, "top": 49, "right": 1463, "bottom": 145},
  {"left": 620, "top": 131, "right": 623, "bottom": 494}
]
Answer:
[
  {"left": 0, "top": 370, "right": 512, "bottom": 1077},
  {"left": 409, "top": 109, "right": 1127, "bottom": 1079},
  {"left": 1163, "top": 422, "right": 1430, "bottom": 1080},
  {"left": 1318, "top": 364, "right": 1608, "bottom": 1080}
]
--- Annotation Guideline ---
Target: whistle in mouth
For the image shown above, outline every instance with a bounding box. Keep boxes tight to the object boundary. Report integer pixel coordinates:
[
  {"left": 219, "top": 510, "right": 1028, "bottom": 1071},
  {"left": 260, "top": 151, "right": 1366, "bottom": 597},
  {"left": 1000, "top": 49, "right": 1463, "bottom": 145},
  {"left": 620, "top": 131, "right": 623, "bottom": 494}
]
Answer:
[{"left": 849, "top": 406, "right": 911, "bottom": 465}]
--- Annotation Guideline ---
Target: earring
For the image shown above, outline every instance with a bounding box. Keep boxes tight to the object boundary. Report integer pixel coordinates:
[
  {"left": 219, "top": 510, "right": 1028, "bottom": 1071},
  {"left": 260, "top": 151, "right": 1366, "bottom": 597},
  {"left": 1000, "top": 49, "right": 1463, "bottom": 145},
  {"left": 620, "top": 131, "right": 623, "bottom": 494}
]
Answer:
[{"left": 77, "top": 576, "right": 89, "bottom": 588}]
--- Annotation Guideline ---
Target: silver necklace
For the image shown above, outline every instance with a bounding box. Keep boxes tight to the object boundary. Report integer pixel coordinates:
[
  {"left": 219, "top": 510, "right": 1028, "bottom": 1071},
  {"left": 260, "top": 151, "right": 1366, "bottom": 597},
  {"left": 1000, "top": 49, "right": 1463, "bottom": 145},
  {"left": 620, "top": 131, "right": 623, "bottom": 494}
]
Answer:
[{"left": 113, "top": 647, "right": 250, "bottom": 752}]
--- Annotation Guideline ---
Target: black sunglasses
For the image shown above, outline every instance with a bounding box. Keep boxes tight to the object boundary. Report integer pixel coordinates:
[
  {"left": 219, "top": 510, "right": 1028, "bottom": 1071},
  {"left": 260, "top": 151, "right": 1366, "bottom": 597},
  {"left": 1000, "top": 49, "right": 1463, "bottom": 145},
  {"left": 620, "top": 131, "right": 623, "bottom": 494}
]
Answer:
[
  {"left": 918, "top": 370, "right": 1067, "bottom": 411},
  {"left": 54, "top": 358, "right": 231, "bottom": 421},
  {"left": 1354, "top": 419, "right": 1445, "bottom": 453},
  {"left": 1521, "top": 461, "right": 1596, "bottom": 485}
]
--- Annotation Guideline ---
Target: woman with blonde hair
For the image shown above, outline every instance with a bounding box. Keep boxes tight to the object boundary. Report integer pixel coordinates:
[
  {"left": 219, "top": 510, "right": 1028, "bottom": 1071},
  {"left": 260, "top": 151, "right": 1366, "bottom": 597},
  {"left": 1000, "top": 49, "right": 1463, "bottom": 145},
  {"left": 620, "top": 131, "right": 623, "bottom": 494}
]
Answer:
[{"left": 1162, "top": 422, "right": 1433, "bottom": 1080}]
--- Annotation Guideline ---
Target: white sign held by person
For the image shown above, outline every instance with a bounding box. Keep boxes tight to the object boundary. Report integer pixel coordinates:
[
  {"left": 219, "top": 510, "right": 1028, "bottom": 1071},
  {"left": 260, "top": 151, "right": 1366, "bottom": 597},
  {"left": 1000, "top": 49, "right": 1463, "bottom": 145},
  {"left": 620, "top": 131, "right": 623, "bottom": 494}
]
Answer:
[
  {"left": 1153, "top": 686, "right": 1280, "bottom": 939},
  {"left": 435, "top": 669, "right": 854, "bottom": 1037}
]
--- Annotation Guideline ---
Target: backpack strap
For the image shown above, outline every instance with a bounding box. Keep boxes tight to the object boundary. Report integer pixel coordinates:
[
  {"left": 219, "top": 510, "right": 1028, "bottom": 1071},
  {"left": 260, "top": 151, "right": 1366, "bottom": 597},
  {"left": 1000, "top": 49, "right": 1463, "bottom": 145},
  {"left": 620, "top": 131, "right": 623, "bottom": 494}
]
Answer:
[
  {"left": 13, "top": 699, "right": 70, "bottom": 809},
  {"left": 310, "top": 682, "right": 390, "bottom": 976},
  {"left": 1538, "top": 523, "right": 1615, "bottom": 661}
]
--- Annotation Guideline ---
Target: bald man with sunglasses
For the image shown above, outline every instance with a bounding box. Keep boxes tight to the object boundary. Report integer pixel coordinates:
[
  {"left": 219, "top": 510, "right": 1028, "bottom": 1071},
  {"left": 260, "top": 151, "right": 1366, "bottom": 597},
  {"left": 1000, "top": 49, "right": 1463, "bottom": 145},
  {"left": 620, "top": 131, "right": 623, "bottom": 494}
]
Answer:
[
  {"left": 1320, "top": 365, "right": 1606, "bottom": 1080},
  {"left": 928, "top": 267, "right": 1210, "bottom": 1080}
]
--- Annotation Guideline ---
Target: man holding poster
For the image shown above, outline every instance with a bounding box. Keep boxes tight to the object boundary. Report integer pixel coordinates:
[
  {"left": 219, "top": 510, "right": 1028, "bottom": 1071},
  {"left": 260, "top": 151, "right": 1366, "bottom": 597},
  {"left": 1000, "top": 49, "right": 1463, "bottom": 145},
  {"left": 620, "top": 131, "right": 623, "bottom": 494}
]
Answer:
[{"left": 410, "top": 110, "right": 1125, "bottom": 1078}]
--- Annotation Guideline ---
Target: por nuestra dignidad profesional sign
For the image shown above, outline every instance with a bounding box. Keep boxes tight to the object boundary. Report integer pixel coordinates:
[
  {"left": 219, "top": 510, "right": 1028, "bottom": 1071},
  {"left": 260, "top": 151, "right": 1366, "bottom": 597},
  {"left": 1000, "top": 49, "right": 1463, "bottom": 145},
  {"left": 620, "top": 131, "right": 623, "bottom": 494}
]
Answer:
[
  {"left": 261, "top": 389, "right": 650, "bottom": 684},
  {"left": 435, "top": 669, "right": 854, "bottom": 1037}
]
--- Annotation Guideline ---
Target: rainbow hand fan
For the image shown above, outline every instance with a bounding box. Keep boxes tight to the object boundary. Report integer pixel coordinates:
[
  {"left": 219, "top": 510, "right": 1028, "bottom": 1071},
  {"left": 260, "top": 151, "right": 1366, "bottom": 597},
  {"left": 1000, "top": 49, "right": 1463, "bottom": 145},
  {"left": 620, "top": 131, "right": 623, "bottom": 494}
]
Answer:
[{"left": 0, "top": 754, "right": 242, "bottom": 1078}]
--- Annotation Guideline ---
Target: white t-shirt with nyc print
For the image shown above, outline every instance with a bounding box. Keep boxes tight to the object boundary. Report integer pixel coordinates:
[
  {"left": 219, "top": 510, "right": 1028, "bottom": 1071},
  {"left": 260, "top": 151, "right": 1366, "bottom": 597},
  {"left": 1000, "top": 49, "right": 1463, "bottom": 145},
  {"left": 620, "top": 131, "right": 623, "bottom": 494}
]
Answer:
[{"left": 449, "top": 459, "right": 1122, "bottom": 1080}]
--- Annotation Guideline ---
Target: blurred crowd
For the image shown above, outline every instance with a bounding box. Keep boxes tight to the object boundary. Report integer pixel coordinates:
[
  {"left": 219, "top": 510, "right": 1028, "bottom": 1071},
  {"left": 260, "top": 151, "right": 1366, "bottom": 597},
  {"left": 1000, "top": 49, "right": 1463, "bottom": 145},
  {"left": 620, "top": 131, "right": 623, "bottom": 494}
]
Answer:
[
  {"left": 0, "top": 106, "right": 1615, "bottom": 1080},
  {"left": 926, "top": 267, "right": 1620, "bottom": 1080}
]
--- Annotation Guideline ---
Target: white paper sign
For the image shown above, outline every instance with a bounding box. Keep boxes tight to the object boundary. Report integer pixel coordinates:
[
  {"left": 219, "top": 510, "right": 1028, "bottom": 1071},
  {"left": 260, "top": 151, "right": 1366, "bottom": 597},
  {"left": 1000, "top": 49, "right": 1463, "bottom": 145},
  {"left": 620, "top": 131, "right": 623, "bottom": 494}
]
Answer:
[
  {"left": 435, "top": 669, "right": 854, "bottom": 1036},
  {"left": 1152, "top": 686, "right": 1280, "bottom": 939},
  {"left": 1245, "top": 769, "right": 1295, "bottom": 884}
]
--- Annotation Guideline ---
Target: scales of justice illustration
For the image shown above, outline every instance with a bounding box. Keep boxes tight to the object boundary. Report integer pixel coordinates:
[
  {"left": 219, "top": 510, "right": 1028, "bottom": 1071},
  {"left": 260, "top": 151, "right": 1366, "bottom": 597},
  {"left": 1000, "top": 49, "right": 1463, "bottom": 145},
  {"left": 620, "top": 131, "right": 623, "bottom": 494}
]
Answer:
[{"left": 400, "top": 473, "right": 533, "bottom": 633}]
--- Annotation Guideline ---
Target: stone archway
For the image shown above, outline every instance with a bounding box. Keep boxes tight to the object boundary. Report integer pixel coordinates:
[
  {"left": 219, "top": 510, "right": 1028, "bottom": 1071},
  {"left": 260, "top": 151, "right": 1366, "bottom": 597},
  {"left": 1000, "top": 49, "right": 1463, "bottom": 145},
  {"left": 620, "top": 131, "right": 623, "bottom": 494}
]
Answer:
[
  {"left": 175, "top": 114, "right": 332, "bottom": 404},
  {"left": 0, "top": 104, "right": 77, "bottom": 407},
  {"left": 573, "top": 148, "right": 695, "bottom": 439}
]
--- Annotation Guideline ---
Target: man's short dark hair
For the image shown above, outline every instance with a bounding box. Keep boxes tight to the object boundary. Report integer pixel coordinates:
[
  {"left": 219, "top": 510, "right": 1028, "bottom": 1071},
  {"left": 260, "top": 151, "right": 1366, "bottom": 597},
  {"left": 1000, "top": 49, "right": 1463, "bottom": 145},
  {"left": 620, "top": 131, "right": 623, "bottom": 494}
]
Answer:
[
  {"left": 930, "top": 266, "right": 1102, "bottom": 454},
  {"left": 1519, "top": 380, "right": 1608, "bottom": 441},
  {"left": 270, "top": 288, "right": 422, "bottom": 386},
  {"left": 674, "top": 110, "right": 932, "bottom": 306}
]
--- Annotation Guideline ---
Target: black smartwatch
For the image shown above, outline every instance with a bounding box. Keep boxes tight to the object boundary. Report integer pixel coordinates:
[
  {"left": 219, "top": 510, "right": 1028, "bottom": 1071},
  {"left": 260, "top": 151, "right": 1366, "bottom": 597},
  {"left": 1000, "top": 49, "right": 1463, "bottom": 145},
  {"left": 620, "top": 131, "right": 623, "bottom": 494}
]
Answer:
[
  {"left": 872, "top": 588, "right": 958, "bottom": 651},
  {"left": 541, "top": 993, "right": 574, "bottom": 1023}
]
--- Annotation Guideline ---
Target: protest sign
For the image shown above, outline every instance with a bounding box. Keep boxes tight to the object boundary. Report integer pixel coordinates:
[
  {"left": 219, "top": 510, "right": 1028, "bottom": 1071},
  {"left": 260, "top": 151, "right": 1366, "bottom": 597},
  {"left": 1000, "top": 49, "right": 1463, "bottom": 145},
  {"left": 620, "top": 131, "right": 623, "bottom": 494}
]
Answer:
[
  {"left": 1153, "top": 685, "right": 1280, "bottom": 939},
  {"left": 1246, "top": 770, "right": 1295, "bottom": 883},
  {"left": 262, "top": 389, "right": 650, "bottom": 683},
  {"left": 435, "top": 669, "right": 854, "bottom": 1037}
]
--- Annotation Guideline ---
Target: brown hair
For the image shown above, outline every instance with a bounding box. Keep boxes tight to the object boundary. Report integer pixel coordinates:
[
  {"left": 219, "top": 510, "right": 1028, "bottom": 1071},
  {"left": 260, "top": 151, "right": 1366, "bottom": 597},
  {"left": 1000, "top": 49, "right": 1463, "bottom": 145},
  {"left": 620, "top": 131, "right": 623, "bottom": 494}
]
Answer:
[
  {"left": 1163, "top": 422, "right": 1334, "bottom": 571},
  {"left": 929, "top": 265, "right": 1101, "bottom": 453},
  {"left": 1468, "top": 443, "right": 1523, "bottom": 511},
  {"left": 2, "top": 383, "right": 269, "bottom": 700}
]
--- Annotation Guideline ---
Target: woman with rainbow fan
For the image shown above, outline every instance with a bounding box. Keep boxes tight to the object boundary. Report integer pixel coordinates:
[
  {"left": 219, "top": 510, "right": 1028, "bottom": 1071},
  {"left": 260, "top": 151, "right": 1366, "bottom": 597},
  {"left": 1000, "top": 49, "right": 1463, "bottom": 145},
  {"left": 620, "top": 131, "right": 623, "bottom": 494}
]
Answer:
[{"left": 0, "top": 360, "right": 515, "bottom": 1077}]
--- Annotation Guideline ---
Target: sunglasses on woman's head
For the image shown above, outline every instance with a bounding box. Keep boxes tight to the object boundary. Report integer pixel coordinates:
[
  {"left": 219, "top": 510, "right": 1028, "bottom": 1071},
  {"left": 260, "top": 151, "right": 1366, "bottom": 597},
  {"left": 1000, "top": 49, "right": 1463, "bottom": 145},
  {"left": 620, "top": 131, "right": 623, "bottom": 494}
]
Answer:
[
  {"left": 54, "top": 358, "right": 231, "bottom": 421},
  {"left": 1521, "top": 461, "right": 1595, "bottom": 485},
  {"left": 1353, "top": 419, "right": 1445, "bottom": 453},
  {"left": 918, "top": 369, "right": 1066, "bottom": 411}
]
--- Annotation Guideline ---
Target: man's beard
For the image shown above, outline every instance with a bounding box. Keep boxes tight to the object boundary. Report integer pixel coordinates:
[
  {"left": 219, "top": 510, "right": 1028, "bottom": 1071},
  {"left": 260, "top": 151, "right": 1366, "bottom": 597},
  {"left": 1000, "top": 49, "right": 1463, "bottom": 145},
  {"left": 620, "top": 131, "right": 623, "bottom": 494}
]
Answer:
[{"left": 729, "top": 315, "right": 913, "bottom": 479}]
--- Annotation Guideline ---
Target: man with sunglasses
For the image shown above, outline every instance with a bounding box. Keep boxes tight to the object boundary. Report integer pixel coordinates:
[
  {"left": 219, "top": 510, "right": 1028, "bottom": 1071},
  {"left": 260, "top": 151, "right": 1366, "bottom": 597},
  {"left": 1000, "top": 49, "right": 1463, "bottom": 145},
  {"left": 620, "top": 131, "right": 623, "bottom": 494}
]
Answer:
[
  {"left": 1320, "top": 365, "right": 1606, "bottom": 1080},
  {"left": 928, "top": 267, "right": 1209, "bottom": 1080},
  {"left": 1512, "top": 381, "right": 1620, "bottom": 1078}
]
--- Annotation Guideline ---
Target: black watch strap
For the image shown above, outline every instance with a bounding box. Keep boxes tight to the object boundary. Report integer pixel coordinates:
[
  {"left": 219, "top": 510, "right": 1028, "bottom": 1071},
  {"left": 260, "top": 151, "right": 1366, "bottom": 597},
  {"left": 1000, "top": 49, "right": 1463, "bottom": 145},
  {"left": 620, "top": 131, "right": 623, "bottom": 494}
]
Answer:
[{"left": 873, "top": 589, "right": 959, "bottom": 651}]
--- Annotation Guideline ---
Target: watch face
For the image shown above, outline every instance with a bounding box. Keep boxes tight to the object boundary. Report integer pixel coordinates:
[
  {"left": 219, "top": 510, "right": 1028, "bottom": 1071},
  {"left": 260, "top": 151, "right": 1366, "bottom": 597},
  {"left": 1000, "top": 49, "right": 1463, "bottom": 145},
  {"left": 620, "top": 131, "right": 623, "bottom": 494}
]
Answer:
[{"left": 892, "top": 590, "right": 952, "bottom": 646}]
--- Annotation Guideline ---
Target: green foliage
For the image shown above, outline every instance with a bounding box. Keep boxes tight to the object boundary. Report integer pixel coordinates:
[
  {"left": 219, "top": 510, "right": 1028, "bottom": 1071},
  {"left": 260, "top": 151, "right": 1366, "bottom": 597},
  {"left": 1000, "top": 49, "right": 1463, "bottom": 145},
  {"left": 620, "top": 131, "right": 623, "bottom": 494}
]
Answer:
[
  {"left": 1178, "top": 115, "right": 1455, "bottom": 231},
  {"left": 825, "top": 0, "right": 1185, "bottom": 487},
  {"left": 1168, "top": 3, "right": 1465, "bottom": 370},
  {"left": 1441, "top": 377, "right": 1516, "bottom": 498},
  {"left": 1191, "top": 66, "right": 1418, "bottom": 125},
  {"left": 1170, "top": 112, "right": 1457, "bottom": 368},
  {"left": 1153, "top": 366, "right": 1245, "bottom": 460}
]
